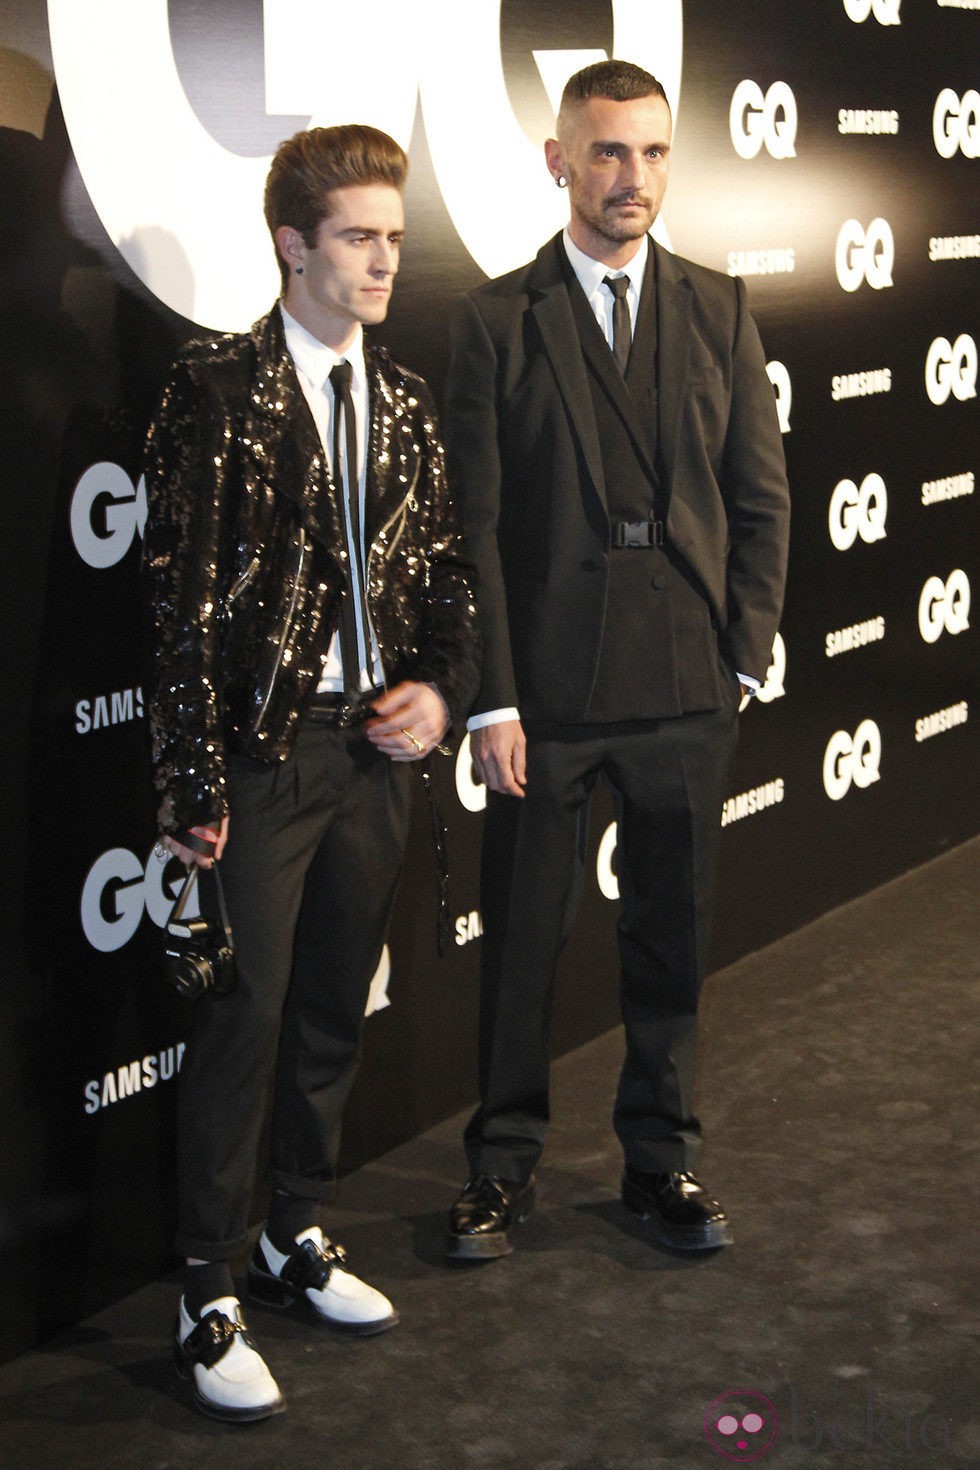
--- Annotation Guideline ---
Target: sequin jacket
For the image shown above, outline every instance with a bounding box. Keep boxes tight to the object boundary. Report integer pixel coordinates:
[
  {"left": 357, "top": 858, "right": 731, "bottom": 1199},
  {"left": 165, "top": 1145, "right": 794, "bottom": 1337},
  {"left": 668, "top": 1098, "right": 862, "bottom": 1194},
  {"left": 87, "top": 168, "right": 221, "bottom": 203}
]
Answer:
[{"left": 143, "top": 306, "right": 480, "bottom": 836}]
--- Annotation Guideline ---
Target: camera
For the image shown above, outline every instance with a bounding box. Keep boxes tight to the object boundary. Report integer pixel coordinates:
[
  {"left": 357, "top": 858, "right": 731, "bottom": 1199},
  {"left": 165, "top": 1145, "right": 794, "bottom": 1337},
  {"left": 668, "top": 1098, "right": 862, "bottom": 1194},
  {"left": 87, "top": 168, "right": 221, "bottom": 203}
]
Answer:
[{"left": 164, "top": 863, "right": 237, "bottom": 999}]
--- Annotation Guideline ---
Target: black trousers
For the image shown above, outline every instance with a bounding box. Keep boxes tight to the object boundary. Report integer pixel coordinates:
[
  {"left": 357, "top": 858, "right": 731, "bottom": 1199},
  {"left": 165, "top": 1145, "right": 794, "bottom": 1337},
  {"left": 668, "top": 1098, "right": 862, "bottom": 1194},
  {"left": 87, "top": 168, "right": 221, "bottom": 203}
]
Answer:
[
  {"left": 175, "top": 718, "right": 413, "bottom": 1261},
  {"left": 464, "top": 687, "right": 739, "bottom": 1183}
]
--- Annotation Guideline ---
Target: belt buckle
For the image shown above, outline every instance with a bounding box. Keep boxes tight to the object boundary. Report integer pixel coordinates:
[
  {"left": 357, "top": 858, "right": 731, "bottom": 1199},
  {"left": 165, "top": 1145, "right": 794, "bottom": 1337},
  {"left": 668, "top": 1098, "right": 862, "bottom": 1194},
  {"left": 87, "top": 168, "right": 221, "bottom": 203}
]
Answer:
[
  {"left": 336, "top": 700, "right": 364, "bottom": 728},
  {"left": 337, "top": 687, "right": 383, "bottom": 728}
]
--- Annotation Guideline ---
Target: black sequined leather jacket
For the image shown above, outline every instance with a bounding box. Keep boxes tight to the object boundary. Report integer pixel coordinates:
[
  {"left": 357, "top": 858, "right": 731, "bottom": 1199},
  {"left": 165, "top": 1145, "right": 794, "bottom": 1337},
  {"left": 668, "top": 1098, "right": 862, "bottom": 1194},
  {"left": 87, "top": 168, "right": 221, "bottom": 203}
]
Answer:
[{"left": 143, "top": 306, "right": 480, "bottom": 836}]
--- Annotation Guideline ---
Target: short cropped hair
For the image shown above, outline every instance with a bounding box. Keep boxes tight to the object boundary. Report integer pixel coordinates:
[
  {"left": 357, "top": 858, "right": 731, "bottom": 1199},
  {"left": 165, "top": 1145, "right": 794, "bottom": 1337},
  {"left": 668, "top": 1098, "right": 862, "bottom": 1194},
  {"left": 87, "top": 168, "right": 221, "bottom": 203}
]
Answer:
[
  {"left": 264, "top": 125, "right": 409, "bottom": 287},
  {"left": 557, "top": 59, "right": 669, "bottom": 140}
]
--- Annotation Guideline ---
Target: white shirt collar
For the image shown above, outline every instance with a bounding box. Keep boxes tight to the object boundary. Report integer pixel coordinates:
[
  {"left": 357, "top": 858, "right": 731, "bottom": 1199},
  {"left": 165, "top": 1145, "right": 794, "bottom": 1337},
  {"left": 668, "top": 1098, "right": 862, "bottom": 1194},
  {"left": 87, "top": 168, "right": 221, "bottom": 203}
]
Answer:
[
  {"left": 561, "top": 228, "right": 649, "bottom": 303},
  {"left": 279, "top": 303, "right": 366, "bottom": 394}
]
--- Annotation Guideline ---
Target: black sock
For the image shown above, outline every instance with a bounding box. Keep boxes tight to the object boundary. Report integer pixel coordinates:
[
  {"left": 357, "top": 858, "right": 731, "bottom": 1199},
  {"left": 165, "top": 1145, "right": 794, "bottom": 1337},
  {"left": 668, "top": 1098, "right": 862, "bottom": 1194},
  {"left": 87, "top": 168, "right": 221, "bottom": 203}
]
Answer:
[
  {"left": 183, "top": 1261, "right": 235, "bottom": 1319},
  {"left": 265, "top": 1190, "right": 319, "bottom": 1255}
]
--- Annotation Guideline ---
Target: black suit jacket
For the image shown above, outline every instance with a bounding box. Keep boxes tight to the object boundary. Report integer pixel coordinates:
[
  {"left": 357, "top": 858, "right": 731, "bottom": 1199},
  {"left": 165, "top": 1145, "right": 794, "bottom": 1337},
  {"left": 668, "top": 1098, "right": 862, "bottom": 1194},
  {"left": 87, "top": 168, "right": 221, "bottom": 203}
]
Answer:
[{"left": 445, "top": 235, "right": 789, "bottom": 723}]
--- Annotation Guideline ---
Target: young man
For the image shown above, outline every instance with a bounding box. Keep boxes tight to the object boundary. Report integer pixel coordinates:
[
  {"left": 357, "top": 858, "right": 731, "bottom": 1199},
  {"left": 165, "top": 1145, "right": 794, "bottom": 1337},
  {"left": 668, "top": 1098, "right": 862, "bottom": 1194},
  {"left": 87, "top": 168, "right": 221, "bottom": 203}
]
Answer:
[
  {"left": 144, "top": 124, "right": 479, "bottom": 1420},
  {"left": 444, "top": 62, "right": 789, "bottom": 1260}
]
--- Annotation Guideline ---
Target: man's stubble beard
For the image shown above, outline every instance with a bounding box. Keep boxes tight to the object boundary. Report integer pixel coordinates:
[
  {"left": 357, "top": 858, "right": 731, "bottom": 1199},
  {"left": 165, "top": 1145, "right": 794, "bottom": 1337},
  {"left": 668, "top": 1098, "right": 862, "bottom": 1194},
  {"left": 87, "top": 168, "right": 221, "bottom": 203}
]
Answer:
[{"left": 570, "top": 185, "right": 657, "bottom": 248}]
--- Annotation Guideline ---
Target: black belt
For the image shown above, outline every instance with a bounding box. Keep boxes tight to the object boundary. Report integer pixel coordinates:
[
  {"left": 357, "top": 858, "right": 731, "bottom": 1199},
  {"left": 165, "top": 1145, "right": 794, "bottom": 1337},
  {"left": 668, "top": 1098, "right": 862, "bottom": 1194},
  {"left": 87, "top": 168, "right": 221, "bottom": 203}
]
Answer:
[
  {"left": 307, "top": 685, "right": 386, "bottom": 728},
  {"left": 611, "top": 519, "right": 665, "bottom": 548}
]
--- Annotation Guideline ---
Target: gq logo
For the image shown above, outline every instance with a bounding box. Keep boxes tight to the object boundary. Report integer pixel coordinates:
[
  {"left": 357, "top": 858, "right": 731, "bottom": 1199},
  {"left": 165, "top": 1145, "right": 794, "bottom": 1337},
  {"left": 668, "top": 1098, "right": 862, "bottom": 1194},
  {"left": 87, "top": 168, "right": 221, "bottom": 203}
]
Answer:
[
  {"left": 81, "top": 847, "right": 196, "bottom": 953},
  {"left": 767, "top": 361, "right": 792, "bottom": 434},
  {"left": 70, "top": 463, "right": 147, "bottom": 569},
  {"left": 835, "top": 219, "right": 894, "bottom": 293},
  {"left": 823, "top": 720, "right": 882, "bottom": 802},
  {"left": 925, "top": 335, "right": 978, "bottom": 405},
  {"left": 80, "top": 845, "right": 393, "bottom": 1011},
  {"left": 740, "top": 632, "right": 787, "bottom": 711},
  {"left": 49, "top": 0, "right": 683, "bottom": 328},
  {"left": 828, "top": 474, "right": 888, "bottom": 550},
  {"left": 918, "top": 571, "right": 971, "bottom": 643},
  {"left": 729, "top": 81, "right": 797, "bottom": 160},
  {"left": 933, "top": 89, "right": 980, "bottom": 159},
  {"left": 756, "top": 633, "right": 787, "bottom": 706},
  {"left": 842, "top": 0, "right": 900, "bottom": 22},
  {"left": 597, "top": 822, "right": 619, "bottom": 901},
  {"left": 455, "top": 732, "right": 487, "bottom": 814}
]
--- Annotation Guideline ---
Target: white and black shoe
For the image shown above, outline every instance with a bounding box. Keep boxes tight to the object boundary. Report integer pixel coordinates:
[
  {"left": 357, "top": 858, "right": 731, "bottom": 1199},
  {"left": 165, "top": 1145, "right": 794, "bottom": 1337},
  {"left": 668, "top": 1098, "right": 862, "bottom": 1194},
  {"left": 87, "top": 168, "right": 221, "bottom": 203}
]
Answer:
[
  {"left": 174, "top": 1295, "right": 285, "bottom": 1422},
  {"left": 247, "top": 1226, "right": 399, "bottom": 1336}
]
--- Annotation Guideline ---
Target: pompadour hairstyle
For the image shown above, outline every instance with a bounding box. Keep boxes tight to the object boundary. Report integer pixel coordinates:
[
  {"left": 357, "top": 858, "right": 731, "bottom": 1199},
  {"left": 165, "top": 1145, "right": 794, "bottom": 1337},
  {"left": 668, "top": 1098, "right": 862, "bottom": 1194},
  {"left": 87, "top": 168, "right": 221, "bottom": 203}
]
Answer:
[{"left": 264, "top": 124, "right": 409, "bottom": 287}]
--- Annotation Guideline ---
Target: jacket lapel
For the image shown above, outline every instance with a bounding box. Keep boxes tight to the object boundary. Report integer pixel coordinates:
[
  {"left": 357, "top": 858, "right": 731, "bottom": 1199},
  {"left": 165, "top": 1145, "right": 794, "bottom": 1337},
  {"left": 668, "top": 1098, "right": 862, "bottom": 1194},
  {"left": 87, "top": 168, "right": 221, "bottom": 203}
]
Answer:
[
  {"left": 240, "top": 306, "right": 344, "bottom": 551},
  {"left": 529, "top": 237, "right": 606, "bottom": 508},
  {"left": 623, "top": 247, "right": 659, "bottom": 467},
  {"left": 654, "top": 243, "right": 694, "bottom": 496},
  {"left": 362, "top": 348, "right": 417, "bottom": 546}
]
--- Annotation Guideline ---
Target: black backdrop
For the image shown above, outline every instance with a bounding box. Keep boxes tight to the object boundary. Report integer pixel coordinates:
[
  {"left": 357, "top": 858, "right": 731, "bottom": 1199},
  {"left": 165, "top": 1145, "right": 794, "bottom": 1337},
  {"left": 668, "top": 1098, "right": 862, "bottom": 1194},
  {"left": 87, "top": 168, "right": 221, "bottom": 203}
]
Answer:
[{"left": 0, "top": 0, "right": 975, "bottom": 1361}]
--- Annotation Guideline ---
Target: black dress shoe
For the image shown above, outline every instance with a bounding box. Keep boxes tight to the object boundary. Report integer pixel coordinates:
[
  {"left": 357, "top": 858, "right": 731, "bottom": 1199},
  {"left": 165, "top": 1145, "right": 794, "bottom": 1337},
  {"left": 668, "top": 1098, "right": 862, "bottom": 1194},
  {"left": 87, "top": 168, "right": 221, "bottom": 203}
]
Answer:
[
  {"left": 621, "top": 1168, "right": 734, "bottom": 1251},
  {"left": 445, "top": 1174, "right": 536, "bottom": 1260}
]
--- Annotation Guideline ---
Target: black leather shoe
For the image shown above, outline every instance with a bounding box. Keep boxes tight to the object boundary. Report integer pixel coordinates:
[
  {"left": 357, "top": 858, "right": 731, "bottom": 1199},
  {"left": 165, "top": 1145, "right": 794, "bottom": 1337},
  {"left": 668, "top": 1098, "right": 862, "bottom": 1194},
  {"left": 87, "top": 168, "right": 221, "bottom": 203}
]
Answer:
[
  {"left": 621, "top": 1168, "right": 734, "bottom": 1251},
  {"left": 445, "top": 1174, "right": 536, "bottom": 1260}
]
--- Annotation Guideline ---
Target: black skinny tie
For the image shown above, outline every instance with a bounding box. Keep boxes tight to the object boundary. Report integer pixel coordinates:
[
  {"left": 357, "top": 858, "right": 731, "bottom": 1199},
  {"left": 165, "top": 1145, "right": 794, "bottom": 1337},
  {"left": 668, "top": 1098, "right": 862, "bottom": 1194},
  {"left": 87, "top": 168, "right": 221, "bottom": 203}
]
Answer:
[
  {"left": 603, "top": 274, "right": 632, "bottom": 374},
  {"left": 328, "top": 360, "right": 367, "bottom": 699}
]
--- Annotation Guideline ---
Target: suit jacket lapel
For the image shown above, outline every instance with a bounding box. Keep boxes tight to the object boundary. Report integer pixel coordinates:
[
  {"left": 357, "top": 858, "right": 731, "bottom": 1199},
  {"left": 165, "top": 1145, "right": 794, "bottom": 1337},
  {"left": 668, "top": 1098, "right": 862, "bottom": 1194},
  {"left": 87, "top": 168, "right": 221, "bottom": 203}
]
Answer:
[
  {"left": 623, "top": 247, "right": 659, "bottom": 467},
  {"left": 529, "top": 238, "right": 607, "bottom": 508},
  {"left": 655, "top": 243, "right": 694, "bottom": 496}
]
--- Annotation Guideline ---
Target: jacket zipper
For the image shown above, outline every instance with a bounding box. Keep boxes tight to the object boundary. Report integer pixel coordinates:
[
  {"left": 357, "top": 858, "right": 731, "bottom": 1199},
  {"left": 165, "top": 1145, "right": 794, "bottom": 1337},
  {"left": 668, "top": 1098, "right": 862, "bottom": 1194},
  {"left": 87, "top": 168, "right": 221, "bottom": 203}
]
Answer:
[
  {"left": 365, "top": 462, "right": 421, "bottom": 685},
  {"left": 254, "top": 528, "right": 306, "bottom": 729},
  {"left": 223, "top": 552, "right": 261, "bottom": 614}
]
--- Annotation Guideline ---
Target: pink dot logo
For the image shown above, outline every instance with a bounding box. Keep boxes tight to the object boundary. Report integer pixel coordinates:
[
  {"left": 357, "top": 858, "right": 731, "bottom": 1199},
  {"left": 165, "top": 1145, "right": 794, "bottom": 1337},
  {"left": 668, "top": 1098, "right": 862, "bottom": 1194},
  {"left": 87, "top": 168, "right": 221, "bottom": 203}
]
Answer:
[{"left": 704, "top": 1390, "right": 779, "bottom": 1461}]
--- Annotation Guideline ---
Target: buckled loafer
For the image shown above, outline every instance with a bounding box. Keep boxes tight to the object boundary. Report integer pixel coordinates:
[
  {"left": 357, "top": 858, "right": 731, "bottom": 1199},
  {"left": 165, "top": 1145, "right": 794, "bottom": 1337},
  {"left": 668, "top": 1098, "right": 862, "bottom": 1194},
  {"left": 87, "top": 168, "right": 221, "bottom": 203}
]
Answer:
[
  {"left": 621, "top": 1168, "right": 734, "bottom": 1251},
  {"left": 247, "top": 1226, "right": 398, "bottom": 1335},
  {"left": 445, "top": 1174, "right": 536, "bottom": 1260},
  {"left": 174, "top": 1295, "right": 285, "bottom": 1422}
]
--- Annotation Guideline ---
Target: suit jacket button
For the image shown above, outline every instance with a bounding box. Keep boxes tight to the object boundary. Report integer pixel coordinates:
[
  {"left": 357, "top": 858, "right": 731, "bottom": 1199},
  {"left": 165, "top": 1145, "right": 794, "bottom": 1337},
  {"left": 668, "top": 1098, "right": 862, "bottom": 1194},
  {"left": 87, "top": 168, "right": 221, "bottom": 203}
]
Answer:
[{"left": 652, "top": 574, "right": 667, "bottom": 589}]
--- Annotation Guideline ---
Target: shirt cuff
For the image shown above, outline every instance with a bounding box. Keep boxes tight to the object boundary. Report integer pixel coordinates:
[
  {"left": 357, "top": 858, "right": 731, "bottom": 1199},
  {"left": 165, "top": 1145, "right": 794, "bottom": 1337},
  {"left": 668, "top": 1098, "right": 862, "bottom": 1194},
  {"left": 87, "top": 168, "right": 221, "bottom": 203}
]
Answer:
[
  {"left": 467, "top": 707, "right": 520, "bottom": 731},
  {"left": 738, "top": 673, "right": 760, "bottom": 695}
]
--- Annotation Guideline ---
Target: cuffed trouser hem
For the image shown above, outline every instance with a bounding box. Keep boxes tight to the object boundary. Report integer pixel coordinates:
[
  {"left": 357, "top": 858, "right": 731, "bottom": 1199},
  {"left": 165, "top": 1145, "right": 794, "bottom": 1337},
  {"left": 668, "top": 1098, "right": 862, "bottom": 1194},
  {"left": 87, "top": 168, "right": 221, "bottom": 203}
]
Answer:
[
  {"left": 620, "top": 1138, "right": 703, "bottom": 1175},
  {"left": 267, "top": 1171, "right": 335, "bottom": 1202}
]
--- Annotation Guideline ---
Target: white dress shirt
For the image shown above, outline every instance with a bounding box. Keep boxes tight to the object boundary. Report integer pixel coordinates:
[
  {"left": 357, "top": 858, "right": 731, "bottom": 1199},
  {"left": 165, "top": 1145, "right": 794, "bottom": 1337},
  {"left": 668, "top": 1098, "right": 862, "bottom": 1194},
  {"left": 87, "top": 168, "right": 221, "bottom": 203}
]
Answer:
[{"left": 562, "top": 226, "right": 647, "bottom": 344}]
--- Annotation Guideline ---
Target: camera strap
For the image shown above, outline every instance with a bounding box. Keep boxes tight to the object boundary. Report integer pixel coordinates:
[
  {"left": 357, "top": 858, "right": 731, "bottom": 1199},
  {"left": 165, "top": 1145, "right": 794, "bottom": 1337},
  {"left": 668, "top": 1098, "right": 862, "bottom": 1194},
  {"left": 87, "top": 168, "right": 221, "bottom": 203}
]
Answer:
[
  {"left": 167, "top": 862, "right": 235, "bottom": 954},
  {"left": 211, "top": 864, "right": 235, "bottom": 952}
]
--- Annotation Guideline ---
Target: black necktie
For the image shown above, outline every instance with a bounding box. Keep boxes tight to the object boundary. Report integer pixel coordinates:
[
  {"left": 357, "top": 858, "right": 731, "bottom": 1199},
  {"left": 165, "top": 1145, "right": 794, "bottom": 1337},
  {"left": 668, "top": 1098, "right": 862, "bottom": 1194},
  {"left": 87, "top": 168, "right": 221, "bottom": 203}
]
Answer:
[
  {"left": 603, "top": 274, "right": 631, "bottom": 374},
  {"left": 328, "top": 360, "right": 368, "bottom": 700}
]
